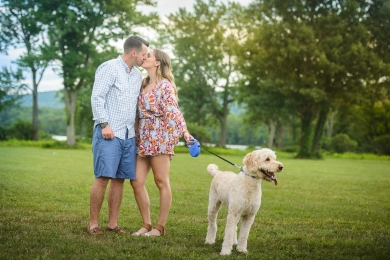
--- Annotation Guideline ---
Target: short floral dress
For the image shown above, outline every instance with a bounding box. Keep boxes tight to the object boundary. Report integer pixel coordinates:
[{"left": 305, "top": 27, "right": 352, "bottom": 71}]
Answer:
[{"left": 136, "top": 79, "right": 188, "bottom": 159}]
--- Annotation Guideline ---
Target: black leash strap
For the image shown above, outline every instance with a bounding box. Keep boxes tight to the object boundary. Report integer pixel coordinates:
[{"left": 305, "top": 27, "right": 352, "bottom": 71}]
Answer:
[{"left": 204, "top": 147, "right": 241, "bottom": 169}]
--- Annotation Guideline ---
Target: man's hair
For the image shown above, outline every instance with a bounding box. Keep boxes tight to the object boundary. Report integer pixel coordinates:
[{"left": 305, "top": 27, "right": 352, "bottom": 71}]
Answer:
[{"left": 123, "top": 35, "right": 149, "bottom": 54}]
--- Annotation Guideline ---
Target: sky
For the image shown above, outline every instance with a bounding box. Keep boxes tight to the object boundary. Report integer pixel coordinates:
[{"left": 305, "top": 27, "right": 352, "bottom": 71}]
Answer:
[{"left": 0, "top": 0, "right": 253, "bottom": 92}]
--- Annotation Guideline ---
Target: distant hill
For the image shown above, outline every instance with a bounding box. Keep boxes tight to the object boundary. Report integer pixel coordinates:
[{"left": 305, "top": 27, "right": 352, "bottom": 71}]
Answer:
[
  {"left": 19, "top": 91, "right": 64, "bottom": 108},
  {"left": 18, "top": 90, "right": 245, "bottom": 113}
]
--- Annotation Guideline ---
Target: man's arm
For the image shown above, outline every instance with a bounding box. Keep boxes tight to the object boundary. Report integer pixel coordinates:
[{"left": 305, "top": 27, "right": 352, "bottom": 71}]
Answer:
[{"left": 91, "top": 63, "right": 114, "bottom": 125}]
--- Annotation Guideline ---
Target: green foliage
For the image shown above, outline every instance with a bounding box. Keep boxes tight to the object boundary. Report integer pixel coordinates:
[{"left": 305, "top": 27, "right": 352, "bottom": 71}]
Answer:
[
  {"left": 280, "top": 145, "right": 300, "bottom": 153},
  {"left": 1, "top": 147, "right": 390, "bottom": 259},
  {"left": 237, "top": 0, "right": 389, "bottom": 158},
  {"left": 0, "top": 67, "right": 27, "bottom": 112},
  {"left": 330, "top": 133, "right": 358, "bottom": 153},
  {"left": 0, "top": 139, "right": 91, "bottom": 149},
  {"left": 0, "top": 105, "right": 66, "bottom": 135},
  {"left": 1, "top": 0, "right": 53, "bottom": 140},
  {"left": 161, "top": 0, "right": 244, "bottom": 146},
  {"left": 373, "top": 135, "right": 390, "bottom": 155},
  {"left": 6, "top": 120, "right": 33, "bottom": 140},
  {"left": 323, "top": 151, "right": 390, "bottom": 160},
  {"left": 2, "top": 0, "right": 158, "bottom": 145},
  {"left": 332, "top": 101, "right": 390, "bottom": 154},
  {"left": 0, "top": 126, "right": 7, "bottom": 140}
]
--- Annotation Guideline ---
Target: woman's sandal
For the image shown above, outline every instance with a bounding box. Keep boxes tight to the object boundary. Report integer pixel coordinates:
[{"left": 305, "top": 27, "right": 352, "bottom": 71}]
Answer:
[
  {"left": 132, "top": 223, "right": 152, "bottom": 237},
  {"left": 142, "top": 224, "right": 165, "bottom": 237}
]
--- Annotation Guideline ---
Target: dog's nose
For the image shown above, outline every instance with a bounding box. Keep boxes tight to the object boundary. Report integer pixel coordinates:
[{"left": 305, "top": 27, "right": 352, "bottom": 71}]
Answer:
[{"left": 279, "top": 165, "right": 283, "bottom": 171}]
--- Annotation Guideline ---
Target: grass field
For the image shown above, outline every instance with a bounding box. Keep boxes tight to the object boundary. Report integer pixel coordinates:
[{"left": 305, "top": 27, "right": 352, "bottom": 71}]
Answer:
[{"left": 0, "top": 147, "right": 389, "bottom": 260}]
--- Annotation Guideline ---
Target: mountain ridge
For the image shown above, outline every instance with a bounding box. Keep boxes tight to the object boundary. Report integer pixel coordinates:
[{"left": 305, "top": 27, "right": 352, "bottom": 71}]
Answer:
[{"left": 19, "top": 91, "right": 64, "bottom": 109}]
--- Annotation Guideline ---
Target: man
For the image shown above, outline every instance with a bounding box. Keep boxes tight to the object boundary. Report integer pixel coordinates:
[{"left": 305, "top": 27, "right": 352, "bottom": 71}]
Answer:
[{"left": 88, "top": 35, "right": 149, "bottom": 235}]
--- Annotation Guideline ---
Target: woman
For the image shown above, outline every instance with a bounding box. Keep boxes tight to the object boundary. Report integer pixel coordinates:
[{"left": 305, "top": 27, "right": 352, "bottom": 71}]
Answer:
[{"left": 131, "top": 49, "right": 193, "bottom": 237}]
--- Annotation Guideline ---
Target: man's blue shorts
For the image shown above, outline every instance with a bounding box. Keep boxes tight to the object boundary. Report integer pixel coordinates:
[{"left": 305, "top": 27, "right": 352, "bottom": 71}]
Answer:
[{"left": 92, "top": 126, "right": 136, "bottom": 180}]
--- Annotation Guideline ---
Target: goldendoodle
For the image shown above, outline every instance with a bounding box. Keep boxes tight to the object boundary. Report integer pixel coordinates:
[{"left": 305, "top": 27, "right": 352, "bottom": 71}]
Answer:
[{"left": 205, "top": 148, "right": 283, "bottom": 255}]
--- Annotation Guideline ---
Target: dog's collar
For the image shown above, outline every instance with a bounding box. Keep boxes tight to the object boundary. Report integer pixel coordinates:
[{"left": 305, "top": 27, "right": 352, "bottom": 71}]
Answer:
[{"left": 240, "top": 167, "right": 261, "bottom": 179}]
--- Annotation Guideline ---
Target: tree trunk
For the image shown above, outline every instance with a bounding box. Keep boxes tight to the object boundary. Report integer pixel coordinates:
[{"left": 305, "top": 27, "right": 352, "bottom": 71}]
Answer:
[
  {"left": 267, "top": 120, "right": 276, "bottom": 149},
  {"left": 219, "top": 115, "right": 227, "bottom": 148},
  {"left": 218, "top": 88, "right": 231, "bottom": 148},
  {"left": 326, "top": 109, "right": 337, "bottom": 138},
  {"left": 32, "top": 81, "right": 39, "bottom": 141},
  {"left": 277, "top": 121, "right": 284, "bottom": 149},
  {"left": 297, "top": 110, "right": 314, "bottom": 158},
  {"left": 64, "top": 88, "right": 78, "bottom": 146},
  {"left": 311, "top": 109, "right": 328, "bottom": 158}
]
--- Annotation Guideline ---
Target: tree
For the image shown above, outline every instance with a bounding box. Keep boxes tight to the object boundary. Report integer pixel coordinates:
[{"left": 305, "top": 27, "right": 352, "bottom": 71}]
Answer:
[
  {"left": 237, "top": 76, "right": 294, "bottom": 149},
  {"left": 161, "top": 0, "right": 243, "bottom": 147},
  {"left": 363, "top": 0, "right": 390, "bottom": 100},
  {"left": 0, "top": 0, "right": 51, "bottom": 140},
  {"left": 42, "top": 0, "right": 157, "bottom": 145},
  {"left": 0, "top": 67, "right": 27, "bottom": 112},
  {"left": 333, "top": 101, "right": 390, "bottom": 154},
  {"left": 239, "top": 0, "right": 387, "bottom": 158}
]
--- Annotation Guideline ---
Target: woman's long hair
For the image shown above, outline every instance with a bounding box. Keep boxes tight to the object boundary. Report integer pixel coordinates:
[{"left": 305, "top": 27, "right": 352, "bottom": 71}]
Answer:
[{"left": 142, "top": 49, "right": 178, "bottom": 98}]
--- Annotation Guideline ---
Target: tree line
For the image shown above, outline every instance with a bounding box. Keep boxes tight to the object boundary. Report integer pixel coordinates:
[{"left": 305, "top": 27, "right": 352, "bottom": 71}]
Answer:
[{"left": 1, "top": 0, "right": 389, "bottom": 157}]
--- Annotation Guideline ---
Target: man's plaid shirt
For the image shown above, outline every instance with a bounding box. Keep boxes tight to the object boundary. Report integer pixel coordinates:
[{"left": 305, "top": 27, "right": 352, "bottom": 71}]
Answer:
[{"left": 91, "top": 55, "right": 142, "bottom": 140}]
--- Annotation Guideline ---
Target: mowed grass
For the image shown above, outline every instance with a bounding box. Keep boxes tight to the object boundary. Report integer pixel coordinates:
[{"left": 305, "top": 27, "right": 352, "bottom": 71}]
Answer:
[{"left": 0, "top": 147, "right": 389, "bottom": 260}]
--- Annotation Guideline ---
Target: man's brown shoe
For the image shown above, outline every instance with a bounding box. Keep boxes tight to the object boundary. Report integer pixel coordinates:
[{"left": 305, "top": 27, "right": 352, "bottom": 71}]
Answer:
[
  {"left": 106, "top": 226, "right": 130, "bottom": 235},
  {"left": 87, "top": 226, "right": 103, "bottom": 235}
]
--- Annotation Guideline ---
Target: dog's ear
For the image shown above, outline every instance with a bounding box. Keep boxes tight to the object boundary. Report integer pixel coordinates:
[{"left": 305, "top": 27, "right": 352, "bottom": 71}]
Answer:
[{"left": 243, "top": 152, "right": 258, "bottom": 172}]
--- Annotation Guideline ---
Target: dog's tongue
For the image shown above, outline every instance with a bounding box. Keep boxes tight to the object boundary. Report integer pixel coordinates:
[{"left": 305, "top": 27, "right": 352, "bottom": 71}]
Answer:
[{"left": 271, "top": 175, "right": 278, "bottom": 185}]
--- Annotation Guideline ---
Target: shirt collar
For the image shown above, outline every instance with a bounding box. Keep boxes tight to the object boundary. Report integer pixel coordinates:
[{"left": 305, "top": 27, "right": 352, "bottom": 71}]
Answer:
[{"left": 118, "top": 55, "right": 133, "bottom": 74}]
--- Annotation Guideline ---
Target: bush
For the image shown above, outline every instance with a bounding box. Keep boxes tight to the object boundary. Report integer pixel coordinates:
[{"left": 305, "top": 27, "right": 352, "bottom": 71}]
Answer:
[
  {"left": 321, "top": 137, "right": 332, "bottom": 151},
  {"left": 7, "top": 120, "right": 33, "bottom": 140},
  {"left": 0, "top": 126, "right": 7, "bottom": 140},
  {"left": 39, "top": 130, "right": 54, "bottom": 140},
  {"left": 280, "top": 145, "right": 300, "bottom": 153},
  {"left": 373, "top": 135, "right": 390, "bottom": 155},
  {"left": 331, "top": 133, "right": 358, "bottom": 153}
]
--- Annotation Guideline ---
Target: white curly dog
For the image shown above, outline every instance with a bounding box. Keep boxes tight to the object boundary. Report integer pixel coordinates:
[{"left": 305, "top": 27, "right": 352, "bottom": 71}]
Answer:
[{"left": 205, "top": 148, "right": 283, "bottom": 255}]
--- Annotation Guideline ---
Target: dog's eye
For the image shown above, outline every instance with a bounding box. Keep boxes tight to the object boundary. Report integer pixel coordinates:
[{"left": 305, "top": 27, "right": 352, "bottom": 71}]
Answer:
[{"left": 265, "top": 158, "right": 270, "bottom": 161}]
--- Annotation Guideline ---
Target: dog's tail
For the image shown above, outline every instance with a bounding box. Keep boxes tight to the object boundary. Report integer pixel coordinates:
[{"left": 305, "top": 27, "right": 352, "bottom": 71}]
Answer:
[{"left": 207, "top": 164, "right": 221, "bottom": 177}]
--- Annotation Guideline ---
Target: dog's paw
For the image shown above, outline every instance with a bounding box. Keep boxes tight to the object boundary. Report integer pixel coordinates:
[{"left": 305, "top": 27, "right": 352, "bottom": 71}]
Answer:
[
  {"left": 220, "top": 250, "right": 232, "bottom": 255},
  {"left": 220, "top": 248, "right": 232, "bottom": 255},
  {"left": 204, "top": 240, "right": 215, "bottom": 245},
  {"left": 237, "top": 247, "right": 248, "bottom": 254}
]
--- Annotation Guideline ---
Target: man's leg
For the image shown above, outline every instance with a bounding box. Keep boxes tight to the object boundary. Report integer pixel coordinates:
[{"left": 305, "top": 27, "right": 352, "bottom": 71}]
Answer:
[
  {"left": 89, "top": 177, "right": 110, "bottom": 229},
  {"left": 107, "top": 178, "right": 125, "bottom": 229}
]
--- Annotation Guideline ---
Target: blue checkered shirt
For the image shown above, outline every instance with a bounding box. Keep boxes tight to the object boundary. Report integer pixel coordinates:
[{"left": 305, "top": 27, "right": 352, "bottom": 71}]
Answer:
[{"left": 91, "top": 55, "right": 142, "bottom": 140}]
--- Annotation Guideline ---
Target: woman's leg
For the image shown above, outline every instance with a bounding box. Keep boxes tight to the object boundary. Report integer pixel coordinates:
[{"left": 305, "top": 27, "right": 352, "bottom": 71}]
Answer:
[
  {"left": 148, "top": 154, "right": 171, "bottom": 235},
  {"left": 130, "top": 155, "right": 152, "bottom": 234}
]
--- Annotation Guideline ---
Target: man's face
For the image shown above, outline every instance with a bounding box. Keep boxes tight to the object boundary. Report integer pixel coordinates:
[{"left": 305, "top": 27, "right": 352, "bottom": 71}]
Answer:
[{"left": 135, "top": 44, "right": 148, "bottom": 66}]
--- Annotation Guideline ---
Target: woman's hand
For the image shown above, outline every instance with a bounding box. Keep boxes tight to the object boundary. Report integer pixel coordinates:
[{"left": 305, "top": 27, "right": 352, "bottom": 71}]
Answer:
[{"left": 183, "top": 131, "right": 194, "bottom": 145}]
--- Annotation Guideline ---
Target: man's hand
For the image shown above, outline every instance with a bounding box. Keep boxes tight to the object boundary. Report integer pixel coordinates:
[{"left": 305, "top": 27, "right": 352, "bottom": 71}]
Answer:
[{"left": 102, "top": 126, "right": 115, "bottom": 139}]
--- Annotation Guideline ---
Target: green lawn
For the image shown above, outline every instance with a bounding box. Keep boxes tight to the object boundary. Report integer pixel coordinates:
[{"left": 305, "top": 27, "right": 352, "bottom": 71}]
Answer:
[{"left": 0, "top": 147, "right": 389, "bottom": 259}]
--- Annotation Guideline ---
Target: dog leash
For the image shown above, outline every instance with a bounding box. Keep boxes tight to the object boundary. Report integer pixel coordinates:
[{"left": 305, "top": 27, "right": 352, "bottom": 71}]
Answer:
[
  {"left": 203, "top": 147, "right": 242, "bottom": 170},
  {"left": 187, "top": 138, "right": 243, "bottom": 170}
]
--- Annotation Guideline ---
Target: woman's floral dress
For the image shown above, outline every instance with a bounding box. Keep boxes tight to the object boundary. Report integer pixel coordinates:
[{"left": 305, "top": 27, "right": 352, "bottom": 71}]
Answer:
[{"left": 136, "top": 79, "right": 188, "bottom": 159}]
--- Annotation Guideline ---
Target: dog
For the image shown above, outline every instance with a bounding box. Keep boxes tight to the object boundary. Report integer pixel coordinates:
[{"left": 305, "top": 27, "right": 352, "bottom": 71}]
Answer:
[{"left": 205, "top": 148, "right": 283, "bottom": 255}]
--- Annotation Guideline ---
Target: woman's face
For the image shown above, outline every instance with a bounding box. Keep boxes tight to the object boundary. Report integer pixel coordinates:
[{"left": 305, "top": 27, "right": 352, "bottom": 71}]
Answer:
[{"left": 141, "top": 50, "right": 160, "bottom": 69}]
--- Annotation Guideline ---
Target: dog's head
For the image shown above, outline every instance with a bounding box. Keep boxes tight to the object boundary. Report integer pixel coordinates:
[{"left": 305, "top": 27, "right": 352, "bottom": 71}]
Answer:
[{"left": 243, "top": 148, "right": 283, "bottom": 185}]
